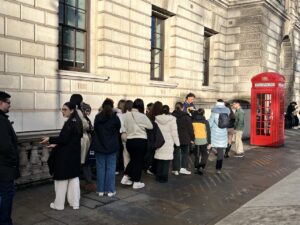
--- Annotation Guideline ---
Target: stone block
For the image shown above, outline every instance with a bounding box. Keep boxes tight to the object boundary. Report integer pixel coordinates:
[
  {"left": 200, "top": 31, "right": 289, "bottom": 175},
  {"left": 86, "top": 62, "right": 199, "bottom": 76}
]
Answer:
[
  {"left": 45, "top": 12, "right": 58, "bottom": 27},
  {"left": 239, "top": 59, "right": 261, "bottom": 66},
  {"left": 238, "top": 33, "right": 261, "bottom": 43},
  {"left": 35, "top": 92, "right": 59, "bottom": 109},
  {"left": 235, "top": 50, "right": 261, "bottom": 59},
  {"left": 7, "top": 19, "right": 34, "bottom": 40},
  {"left": 45, "top": 78, "right": 71, "bottom": 92},
  {"left": 35, "top": 59, "right": 58, "bottom": 76},
  {"left": 35, "top": 25, "right": 58, "bottom": 45},
  {"left": 71, "top": 80, "right": 93, "bottom": 92},
  {"left": 22, "top": 41, "right": 44, "bottom": 57},
  {"left": 130, "top": 0, "right": 151, "bottom": 14},
  {"left": 7, "top": 55, "right": 34, "bottom": 74},
  {"left": 236, "top": 16, "right": 262, "bottom": 26},
  {"left": 240, "top": 42, "right": 261, "bottom": 50},
  {"left": 22, "top": 76, "right": 44, "bottom": 90},
  {"left": 93, "top": 82, "right": 112, "bottom": 94},
  {"left": 0, "top": 0, "right": 20, "bottom": 18},
  {"left": 0, "top": 16, "right": 4, "bottom": 35},
  {"left": 241, "top": 7, "right": 262, "bottom": 17},
  {"left": 0, "top": 37, "right": 20, "bottom": 54},
  {"left": 45, "top": 45, "right": 58, "bottom": 59},
  {"left": 16, "top": 0, "right": 34, "bottom": 5},
  {"left": 130, "top": 22, "right": 149, "bottom": 39},
  {"left": 21, "top": 5, "right": 45, "bottom": 23},
  {"left": 112, "top": 3, "right": 129, "bottom": 18},
  {"left": 0, "top": 74, "right": 20, "bottom": 89},
  {"left": 35, "top": 0, "right": 58, "bottom": 12},
  {"left": 0, "top": 54, "right": 4, "bottom": 71},
  {"left": 8, "top": 91, "right": 34, "bottom": 109}
]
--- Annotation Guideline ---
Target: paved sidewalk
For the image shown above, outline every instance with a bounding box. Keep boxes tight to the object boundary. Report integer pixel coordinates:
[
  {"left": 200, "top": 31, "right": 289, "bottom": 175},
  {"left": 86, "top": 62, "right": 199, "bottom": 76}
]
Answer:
[
  {"left": 216, "top": 168, "right": 300, "bottom": 225},
  {"left": 12, "top": 129, "right": 300, "bottom": 225}
]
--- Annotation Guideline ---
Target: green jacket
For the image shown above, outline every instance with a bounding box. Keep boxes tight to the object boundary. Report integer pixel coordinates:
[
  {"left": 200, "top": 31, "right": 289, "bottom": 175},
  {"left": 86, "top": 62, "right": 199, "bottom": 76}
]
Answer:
[{"left": 234, "top": 108, "right": 245, "bottom": 131}]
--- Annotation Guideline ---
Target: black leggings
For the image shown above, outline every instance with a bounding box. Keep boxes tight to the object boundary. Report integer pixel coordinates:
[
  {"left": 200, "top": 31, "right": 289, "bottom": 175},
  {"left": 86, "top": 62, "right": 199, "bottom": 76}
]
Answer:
[{"left": 125, "top": 138, "right": 147, "bottom": 182}]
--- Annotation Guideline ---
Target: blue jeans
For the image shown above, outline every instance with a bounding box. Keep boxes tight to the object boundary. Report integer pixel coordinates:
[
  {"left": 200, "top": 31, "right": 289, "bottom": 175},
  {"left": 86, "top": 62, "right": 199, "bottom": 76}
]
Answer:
[
  {"left": 0, "top": 181, "right": 15, "bottom": 225},
  {"left": 96, "top": 152, "right": 116, "bottom": 193}
]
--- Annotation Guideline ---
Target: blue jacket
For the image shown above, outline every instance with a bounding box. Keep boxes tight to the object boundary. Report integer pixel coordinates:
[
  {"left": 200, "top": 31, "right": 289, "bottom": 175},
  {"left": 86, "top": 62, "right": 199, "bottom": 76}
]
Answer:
[
  {"left": 208, "top": 103, "right": 230, "bottom": 148},
  {"left": 93, "top": 112, "right": 121, "bottom": 154}
]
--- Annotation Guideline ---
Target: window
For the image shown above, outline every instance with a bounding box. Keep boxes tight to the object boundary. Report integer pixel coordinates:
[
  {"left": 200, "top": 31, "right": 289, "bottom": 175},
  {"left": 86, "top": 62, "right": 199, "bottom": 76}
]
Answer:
[
  {"left": 59, "top": 0, "right": 87, "bottom": 71},
  {"left": 203, "top": 28, "right": 217, "bottom": 86},
  {"left": 150, "top": 14, "right": 164, "bottom": 81}
]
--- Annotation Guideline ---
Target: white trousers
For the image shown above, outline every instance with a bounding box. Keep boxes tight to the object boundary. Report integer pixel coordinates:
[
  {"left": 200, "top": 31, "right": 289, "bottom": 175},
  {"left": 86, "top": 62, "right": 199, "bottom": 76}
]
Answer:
[
  {"left": 53, "top": 177, "right": 80, "bottom": 210},
  {"left": 121, "top": 133, "right": 130, "bottom": 168}
]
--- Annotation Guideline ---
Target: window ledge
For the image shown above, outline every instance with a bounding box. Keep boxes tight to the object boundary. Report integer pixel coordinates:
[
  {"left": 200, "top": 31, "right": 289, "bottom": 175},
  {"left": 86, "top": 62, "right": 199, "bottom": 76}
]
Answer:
[
  {"left": 201, "top": 85, "right": 218, "bottom": 91},
  {"left": 58, "top": 70, "right": 110, "bottom": 82},
  {"left": 149, "top": 81, "right": 178, "bottom": 88}
]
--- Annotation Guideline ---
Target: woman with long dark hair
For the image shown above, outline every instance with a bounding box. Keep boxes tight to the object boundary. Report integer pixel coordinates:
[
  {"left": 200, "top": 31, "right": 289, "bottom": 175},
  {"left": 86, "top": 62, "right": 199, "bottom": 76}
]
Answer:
[
  {"left": 41, "top": 102, "right": 83, "bottom": 210},
  {"left": 121, "top": 98, "right": 153, "bottom": 189},
  {"left": 93, "top": 99, "right": 121, "bottom": 197}
]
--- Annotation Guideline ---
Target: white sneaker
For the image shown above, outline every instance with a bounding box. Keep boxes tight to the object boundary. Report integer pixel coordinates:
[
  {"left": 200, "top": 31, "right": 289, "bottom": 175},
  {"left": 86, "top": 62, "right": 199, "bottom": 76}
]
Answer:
[
  {"left": 98, "top": 192, "right": 104, "bottom": 196},
  {"left": 179, "top": 168, "right": 191, "bottom": 175},
  {"left": 171, "top": 171, "right": 179, "bottom": 176},
  {"left": 133, "top": 182, "right": 145, "bottom": 189},
  {"left": 50, "top": 203, "right": 64, "bottom": 210},
  {"left": 147, "top": 169, "right": 154, "bottom": 175},
  {"left": 121, "top": 175, "right": 133, "bottom": 185},
  {"left": 107, "top": 192, "right": 116, "bottom": 197}
]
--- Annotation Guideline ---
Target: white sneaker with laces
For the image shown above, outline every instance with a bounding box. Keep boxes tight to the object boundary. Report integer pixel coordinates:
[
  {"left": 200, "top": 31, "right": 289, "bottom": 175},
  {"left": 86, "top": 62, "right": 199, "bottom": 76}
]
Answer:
[
  {"left": 50, "top": 202, "right": 64, "bottom": 210},
  {"left": 107, "top": 192, "right": 116, "bottom": 197},
  {"left": 133, "top": 182, "right": 145, "bottom": 189},
  {"left": 121, "top": 175, "right": 133, "bottom": 185},
  {"left": 179, "top": 168, "right": 191, "bottom": 175}
]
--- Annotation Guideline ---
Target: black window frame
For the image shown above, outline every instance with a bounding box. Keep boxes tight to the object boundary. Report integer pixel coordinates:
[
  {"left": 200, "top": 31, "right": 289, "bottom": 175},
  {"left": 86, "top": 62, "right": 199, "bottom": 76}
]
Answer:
[
  {"left": 58, "top": 0, "right": 88, "bottom": 72},
  {"left": 150, "top": 13, "right": 165, "bottom": 81},
  {"left": 203, "top": 27, "right": 218, "bottom": 86}
]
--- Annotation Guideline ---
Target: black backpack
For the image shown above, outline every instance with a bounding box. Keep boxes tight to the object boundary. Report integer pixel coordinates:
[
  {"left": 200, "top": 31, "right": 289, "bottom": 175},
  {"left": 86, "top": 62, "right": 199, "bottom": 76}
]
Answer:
[{"left": 218, "top": 113, "right": 230, "bottom": 129}]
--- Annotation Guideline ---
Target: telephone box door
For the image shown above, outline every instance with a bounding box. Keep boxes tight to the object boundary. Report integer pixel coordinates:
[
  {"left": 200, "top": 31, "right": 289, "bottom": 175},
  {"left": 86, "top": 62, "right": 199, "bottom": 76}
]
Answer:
[{"left": 253, "top": 91, "right": 274, "bottom": 144}]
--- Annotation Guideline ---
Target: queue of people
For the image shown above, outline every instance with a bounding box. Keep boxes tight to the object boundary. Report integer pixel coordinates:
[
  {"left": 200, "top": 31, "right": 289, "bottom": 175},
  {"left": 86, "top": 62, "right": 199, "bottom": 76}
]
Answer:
[{"left": 0, "top": 91, "right": 247, "bottom": 223}]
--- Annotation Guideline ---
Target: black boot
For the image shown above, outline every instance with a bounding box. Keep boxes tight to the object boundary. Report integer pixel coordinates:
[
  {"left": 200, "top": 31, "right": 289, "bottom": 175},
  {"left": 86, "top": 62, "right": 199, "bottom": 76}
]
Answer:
[{"left": 224, "top": 144, "right": 231, "bottom": 158}]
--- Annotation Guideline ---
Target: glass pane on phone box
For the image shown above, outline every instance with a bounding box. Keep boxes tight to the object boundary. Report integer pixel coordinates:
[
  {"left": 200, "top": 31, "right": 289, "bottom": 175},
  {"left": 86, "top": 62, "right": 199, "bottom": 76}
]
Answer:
[
  {"left": 78, "top": 0, "right": 86, "bottom": 9},
  {"left": 77, "top": 11, "right": 86, "bottom": 29},
  {"left": 66, "top": 0, "right": 76, "bottom": 6}
]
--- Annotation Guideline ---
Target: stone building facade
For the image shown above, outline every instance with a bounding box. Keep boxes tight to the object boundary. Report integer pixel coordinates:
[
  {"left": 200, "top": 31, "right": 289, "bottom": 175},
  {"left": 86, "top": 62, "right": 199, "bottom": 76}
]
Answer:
[{"left": 0, "top": 0, "right": 300, "bottom": 182}]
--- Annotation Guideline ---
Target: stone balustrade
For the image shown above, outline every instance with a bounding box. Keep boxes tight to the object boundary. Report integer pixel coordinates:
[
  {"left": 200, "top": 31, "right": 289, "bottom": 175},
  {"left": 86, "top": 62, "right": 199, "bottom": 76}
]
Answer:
[{"left": 16, "top": 130, "right": 60, "bottom": 185}]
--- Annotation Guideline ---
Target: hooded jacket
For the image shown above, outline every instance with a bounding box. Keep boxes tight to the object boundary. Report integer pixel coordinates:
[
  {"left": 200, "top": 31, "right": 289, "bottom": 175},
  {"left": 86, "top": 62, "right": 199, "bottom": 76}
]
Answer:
[
  {"left": 93, "top": 112, "right": 121, "bottom": 154},
  {"left": 172, "top": 110, "right": 194, "bottom": 146},
  {"left": 191, "top": 114, "right": 211, "bottom": 146},
  {"left": 208, "top": 102, "right": 230, "bottom": 148},
  {"left": 154, "top": 114, "right": 180, "bottom": 160}
]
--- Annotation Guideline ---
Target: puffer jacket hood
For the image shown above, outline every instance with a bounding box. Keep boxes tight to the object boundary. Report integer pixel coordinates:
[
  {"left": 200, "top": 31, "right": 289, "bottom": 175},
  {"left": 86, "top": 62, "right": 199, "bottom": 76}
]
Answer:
[
  {"left": 155, "top": 114, "right": 175, "bottom": 125},
  {"left": 211, "top": 102, "right": 230, "bottom": 114}
]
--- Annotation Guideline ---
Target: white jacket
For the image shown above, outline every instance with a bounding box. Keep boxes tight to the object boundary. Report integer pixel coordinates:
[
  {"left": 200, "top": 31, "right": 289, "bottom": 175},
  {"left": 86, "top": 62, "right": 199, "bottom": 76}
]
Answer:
[
  {"left": 154, "top": 114, "right": 180, "bottom": 160},
  {"left": 123, "top": 109, "right": 153, "bottom": 139}
]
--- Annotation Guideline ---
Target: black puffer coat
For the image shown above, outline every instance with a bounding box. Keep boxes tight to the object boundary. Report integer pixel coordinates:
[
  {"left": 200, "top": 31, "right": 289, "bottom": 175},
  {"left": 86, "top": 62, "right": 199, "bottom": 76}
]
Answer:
[
  {"left": 172, "top": 110, "right": 194, "bottom": 146},
  {"left": 93, "top": 112, "right": 121, "bottom": 154},
  {"left": 49, "top": 118, "right": 82, "bottom": 180}
]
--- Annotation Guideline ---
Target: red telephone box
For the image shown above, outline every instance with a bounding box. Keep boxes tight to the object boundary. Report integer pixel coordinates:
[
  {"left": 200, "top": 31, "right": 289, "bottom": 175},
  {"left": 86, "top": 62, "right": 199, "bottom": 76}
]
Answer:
[{"left": 250, "top": 72, "right": 285, "bottom": 147}]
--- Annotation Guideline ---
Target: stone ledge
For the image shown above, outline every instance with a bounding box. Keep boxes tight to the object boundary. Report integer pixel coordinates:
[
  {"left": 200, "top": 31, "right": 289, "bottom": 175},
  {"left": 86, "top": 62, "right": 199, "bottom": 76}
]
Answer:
[
  {"left": 149, "top": 81, "right": 178, "bottom": 88},
  {"left": 58, "top": 70, "right": 110, "bottom": 82},
  {"left": 17, "top": 129, "right": 60, "bottom": 143}
]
